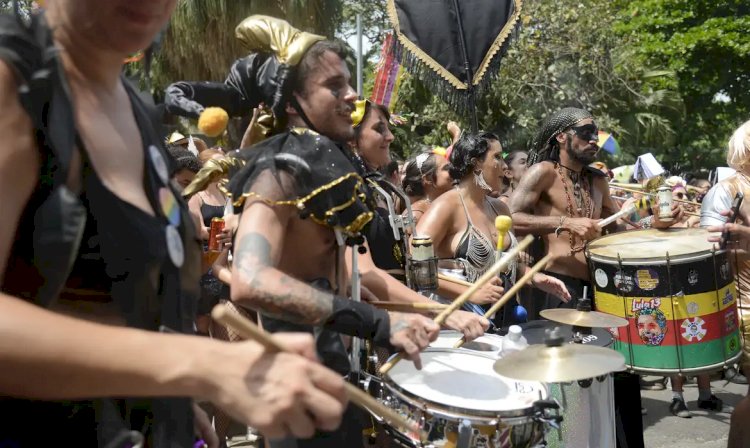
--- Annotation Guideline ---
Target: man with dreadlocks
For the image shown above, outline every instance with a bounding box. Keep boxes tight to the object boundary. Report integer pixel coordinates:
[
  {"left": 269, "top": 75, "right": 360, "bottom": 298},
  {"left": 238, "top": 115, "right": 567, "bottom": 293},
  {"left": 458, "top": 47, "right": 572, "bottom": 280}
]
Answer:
[{"left": 510, "top": 107, "right": 682, "bottom": 448}]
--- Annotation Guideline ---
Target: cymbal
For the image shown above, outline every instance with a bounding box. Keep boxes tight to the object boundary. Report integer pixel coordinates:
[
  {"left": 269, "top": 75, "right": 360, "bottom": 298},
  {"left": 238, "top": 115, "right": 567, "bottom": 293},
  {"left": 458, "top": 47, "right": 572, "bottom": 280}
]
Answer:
[
  {"left": 493, "top": 343, "right": 625, "bottom": 382},
  {"left": 540, "top": 308, "right": 629, "bottom": 328}
]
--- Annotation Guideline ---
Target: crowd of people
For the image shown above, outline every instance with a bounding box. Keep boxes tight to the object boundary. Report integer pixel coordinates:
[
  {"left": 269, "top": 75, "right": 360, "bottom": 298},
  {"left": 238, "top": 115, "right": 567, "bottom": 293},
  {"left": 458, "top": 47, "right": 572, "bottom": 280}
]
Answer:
[{"left": 1, "top": 1, "right": 750, "bottom": 448}]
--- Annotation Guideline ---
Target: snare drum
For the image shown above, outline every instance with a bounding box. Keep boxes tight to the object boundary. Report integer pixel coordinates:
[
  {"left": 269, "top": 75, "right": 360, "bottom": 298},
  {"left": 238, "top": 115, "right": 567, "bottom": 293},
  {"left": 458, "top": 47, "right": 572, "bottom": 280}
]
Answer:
[
  {"left": 521, "top": 320, "right": 616, "bottom": 448},
  {"left": 587, "top": 228, "right": 742, "bottom": 374},
  {"left": 430, "top": 330, "right": 504, "bottom": 357},
  {"left": 381, "top": 348, "right": 549, "bottom": 448}
]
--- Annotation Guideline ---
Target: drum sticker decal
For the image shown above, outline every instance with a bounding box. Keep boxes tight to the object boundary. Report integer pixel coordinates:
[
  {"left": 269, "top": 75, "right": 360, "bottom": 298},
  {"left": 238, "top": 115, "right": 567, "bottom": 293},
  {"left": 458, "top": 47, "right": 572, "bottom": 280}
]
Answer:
[
  {"left": 721, "top": 261, "right": 731, "bottom": 281},
  {"left": 595, "top": 268, "right": 609, "bottom": 288},
  {"left": 726, "top": 309, "right": 738, "bottom": 333},
  {"left": 728, "top": 335, "right": 740, "bottom": 354},
  {"left": 636, "top": 269, "right": 659, "bottom": 291},
  {"left": 681, "top": 317, "right": 707, "bottom": 342},
  {"left": 635, "top": 303, "right": 667, "bottom": 346},
  {"left": 688, "top": 270, "right": 699, "bottom": 286},
  {"left": 614, "top": 270, "right": 635, "bottom": 293},
  {"left": 687, "top": 301, "right": 700, "bottom": 315},
  {"left": 723, "top": 290, "right": 734, "bottom": 306}
]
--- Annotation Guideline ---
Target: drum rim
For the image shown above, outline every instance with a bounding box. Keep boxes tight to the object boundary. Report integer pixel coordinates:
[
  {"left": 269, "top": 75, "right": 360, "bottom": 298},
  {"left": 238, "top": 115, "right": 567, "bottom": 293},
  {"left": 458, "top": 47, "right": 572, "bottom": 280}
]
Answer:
[
  {"left": 382, "top": 348, "right": 548, "bottom": 421},
  {"left": 586, "top": 228, "right": 725, "bottom": 265},
  {"left": 621, "top": 352, "right": 742, "bottom": 375}
]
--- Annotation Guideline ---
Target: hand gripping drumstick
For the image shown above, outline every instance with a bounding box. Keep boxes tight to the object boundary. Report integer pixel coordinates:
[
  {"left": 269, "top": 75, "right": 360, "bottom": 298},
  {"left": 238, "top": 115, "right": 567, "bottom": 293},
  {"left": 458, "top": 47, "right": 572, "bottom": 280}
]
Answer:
[
  {"left": 598, "top": 197, "right": 651, "bottom": 228},
  {"left": 211, "top": 304, "right": 427, "bottom": 442},
  {"left": 452, "top": 253, "right": 555, "bottom": 348},
  {"left": 378, "top": 234, "right": 535, "bottom": 375}
]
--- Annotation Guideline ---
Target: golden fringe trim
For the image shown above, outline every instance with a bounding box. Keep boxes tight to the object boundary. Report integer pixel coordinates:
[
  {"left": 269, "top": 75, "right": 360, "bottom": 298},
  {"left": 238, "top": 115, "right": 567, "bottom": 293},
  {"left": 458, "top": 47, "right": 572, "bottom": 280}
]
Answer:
[
  {"left": 386, "top": 0, "right": 523, "bottom": 88},
  {"left": 386, "top": 0, "right": 467, "bottom": 90},
  {"left": 232, "top": 172, "right": 374, "bottom": 234},
  {"left": 474, "top": 0, "right": 523, "bottom": 86}
]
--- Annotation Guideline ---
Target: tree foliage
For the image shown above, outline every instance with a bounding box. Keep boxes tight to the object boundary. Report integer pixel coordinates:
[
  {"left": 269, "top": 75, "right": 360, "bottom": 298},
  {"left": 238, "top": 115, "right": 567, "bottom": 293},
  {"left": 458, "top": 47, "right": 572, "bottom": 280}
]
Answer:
[
  {"left": 135, "top": 0, "right": 343, "bottom": 97},
  {"left": 379, "top": 0, "right": 749, "bottom": 175},
  {"left": 614, "top": 0, "right": 750, "bottom": 171}
]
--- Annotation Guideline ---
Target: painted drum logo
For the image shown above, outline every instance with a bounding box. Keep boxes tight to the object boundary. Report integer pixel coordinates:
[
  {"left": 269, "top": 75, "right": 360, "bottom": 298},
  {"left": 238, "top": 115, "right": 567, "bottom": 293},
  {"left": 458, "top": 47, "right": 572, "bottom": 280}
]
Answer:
[
  {"left": 687, "top": 270, "right": 699, "bottom": 286},
  {"left": 723, "top": 290, "right": 734, "bottom": 306},
  {"left": 726, "top": 309, "right": 738, "bottom": 333},
  {"left": 595, "top": 268, "right": 609, "bottom": 288},
  {"left": 636, "top": 269, "right": 659, "bottom": 291},
  {"left": 681, "top": 317, "right": 707, "bottom": 342}
]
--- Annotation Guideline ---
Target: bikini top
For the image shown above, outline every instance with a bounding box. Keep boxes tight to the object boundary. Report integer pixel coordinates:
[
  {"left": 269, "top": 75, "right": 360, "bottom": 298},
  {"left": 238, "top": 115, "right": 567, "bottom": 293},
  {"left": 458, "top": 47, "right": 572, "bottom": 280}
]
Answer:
[{"left": 453, "top": 190, "right": 518, "bottom": 283}]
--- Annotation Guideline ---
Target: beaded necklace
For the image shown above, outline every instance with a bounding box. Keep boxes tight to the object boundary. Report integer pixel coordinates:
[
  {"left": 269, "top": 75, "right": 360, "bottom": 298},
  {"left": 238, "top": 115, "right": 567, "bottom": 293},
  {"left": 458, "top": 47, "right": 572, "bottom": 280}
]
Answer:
[{"left": 556, "top": 162, "right": 593, "bottom": 254}]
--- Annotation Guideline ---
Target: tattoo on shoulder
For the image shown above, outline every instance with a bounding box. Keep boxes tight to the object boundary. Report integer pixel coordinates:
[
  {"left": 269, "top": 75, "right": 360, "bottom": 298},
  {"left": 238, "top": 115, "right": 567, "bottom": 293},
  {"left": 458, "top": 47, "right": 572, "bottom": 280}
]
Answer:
[
  {"left": 233, "top": 231, "right": 333, "bottom": 324},
  {"left": 510, "top": 164, "right": 549, "bottom": 213}
]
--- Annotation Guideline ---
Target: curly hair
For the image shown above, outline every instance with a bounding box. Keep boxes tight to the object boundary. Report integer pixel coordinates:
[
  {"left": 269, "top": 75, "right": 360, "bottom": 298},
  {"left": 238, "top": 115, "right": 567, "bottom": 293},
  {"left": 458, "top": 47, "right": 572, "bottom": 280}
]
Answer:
[{"left": 448, "top": 131, "right": 500, "bottom": 181}]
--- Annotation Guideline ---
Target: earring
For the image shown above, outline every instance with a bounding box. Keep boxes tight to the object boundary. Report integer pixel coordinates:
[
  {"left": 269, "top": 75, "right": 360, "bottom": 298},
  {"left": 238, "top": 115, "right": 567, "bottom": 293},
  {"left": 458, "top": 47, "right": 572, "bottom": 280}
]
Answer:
[{"left": 473, "top": 170, "right": 493, "bottom": 192}]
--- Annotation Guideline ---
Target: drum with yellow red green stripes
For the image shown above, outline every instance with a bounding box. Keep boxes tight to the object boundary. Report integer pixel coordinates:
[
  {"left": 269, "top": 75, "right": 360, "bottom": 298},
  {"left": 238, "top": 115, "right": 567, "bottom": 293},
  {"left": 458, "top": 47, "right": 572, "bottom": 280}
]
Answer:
[{"left": 586, "top": 228, "right": 742, "bottom": 374}]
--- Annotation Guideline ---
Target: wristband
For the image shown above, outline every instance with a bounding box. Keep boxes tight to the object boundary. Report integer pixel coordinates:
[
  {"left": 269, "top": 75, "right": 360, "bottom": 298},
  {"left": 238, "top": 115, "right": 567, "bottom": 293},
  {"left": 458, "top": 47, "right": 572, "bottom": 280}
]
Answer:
[{"left": 325, "top": 296, "right": 393, "bottom": 349}]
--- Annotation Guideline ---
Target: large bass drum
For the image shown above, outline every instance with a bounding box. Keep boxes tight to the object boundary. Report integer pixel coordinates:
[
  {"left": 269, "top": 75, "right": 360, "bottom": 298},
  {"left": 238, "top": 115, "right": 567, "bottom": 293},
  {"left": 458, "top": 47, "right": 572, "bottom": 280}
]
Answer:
[{"left": 587, "top": 228, "right": 742, "bottom": 374}]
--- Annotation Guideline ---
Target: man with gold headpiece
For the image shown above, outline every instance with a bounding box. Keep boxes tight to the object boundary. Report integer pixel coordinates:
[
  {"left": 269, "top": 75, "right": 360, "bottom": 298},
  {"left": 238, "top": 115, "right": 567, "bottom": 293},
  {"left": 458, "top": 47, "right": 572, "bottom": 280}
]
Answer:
[{"left": 174, "top": 16, "right": 447, "bottom": 447}]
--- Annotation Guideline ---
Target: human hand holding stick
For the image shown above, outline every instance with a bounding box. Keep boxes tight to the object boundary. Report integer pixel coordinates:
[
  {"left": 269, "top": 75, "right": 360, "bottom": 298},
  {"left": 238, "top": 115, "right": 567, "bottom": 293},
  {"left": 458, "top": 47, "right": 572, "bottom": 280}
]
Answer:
[
  {"left": 452, "top": 253, "right": 554, "bottom": 348},
  {"left": 378, "top": 235, "right": 534, "bottom": 375},
  {"left": 210, "top": 304, "right": 427, "bottom": 442}
]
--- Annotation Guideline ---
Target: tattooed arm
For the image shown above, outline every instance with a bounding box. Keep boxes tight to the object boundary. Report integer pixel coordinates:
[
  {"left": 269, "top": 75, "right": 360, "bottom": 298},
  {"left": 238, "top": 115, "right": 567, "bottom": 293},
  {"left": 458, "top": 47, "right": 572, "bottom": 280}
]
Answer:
[
  {"left": 509, "top": 162, "right": 561, "bottom": 235},
  {"left": 230, "top": 170, "right": 439, "bottom": 358},
  {"left": 230, "top": 170, "right": 334, "bottom": 324}
]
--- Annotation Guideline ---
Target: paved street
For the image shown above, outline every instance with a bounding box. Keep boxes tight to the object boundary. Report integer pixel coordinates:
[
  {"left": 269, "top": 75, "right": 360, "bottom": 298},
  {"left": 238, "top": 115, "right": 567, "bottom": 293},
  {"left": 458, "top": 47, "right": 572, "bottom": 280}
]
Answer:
[{"left": 642, "top": 376, "right": 744, "bottom": 448}]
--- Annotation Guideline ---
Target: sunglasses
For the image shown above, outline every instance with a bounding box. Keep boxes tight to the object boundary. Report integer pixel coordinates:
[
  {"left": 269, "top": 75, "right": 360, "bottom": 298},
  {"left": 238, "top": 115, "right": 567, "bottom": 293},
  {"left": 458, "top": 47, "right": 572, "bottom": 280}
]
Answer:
[{"left": 568, "top": 124, "right": 599, "bottom": 142}]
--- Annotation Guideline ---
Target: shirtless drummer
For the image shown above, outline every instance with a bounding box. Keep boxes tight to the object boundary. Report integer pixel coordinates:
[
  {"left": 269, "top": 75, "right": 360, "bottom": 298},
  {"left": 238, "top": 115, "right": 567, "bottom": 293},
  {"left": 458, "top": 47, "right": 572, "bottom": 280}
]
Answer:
[{"left": 509, "top": 107, "right": 682, "bottom": 448}]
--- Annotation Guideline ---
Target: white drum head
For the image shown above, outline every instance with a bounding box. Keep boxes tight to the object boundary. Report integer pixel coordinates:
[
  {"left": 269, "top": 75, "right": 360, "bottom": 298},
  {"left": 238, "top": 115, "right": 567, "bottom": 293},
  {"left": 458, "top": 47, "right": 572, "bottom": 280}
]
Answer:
[
  {"left": 430, "top": 331, "right": 504, "bottom": 355},
  {"left": 587, "top": 228, "right": 718, "bottom": 261},
  {"left": 386, "top": 349, "right": 546, "bottom": 413}
]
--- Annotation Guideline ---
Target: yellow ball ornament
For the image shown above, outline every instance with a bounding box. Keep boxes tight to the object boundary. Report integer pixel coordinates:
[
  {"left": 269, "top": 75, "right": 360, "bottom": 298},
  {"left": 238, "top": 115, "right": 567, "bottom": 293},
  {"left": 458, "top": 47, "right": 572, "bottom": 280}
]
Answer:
[{"left": 198, "top": 107, "right": 229, "bottom": 137}]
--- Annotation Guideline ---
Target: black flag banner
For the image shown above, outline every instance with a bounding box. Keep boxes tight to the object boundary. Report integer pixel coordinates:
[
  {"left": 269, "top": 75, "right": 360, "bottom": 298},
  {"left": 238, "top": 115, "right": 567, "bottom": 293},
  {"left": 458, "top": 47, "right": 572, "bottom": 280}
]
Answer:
[{"left": 386, "top": 0, "right": 522, "bottom": 124}]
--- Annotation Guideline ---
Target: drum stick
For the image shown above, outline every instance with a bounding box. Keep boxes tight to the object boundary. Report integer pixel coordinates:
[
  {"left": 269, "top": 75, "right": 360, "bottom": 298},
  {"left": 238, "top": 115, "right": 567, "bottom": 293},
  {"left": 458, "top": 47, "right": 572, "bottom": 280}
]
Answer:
[
  {"left": 437, "top": 273, "right": 473, "bottom": 287},
  {"left": 608, "top": 184, "right": 700, "bottom": 207},
  {"left": 452, "top": 253, "right": 554, "bottom": 348},
  {"left": 371, "top": 302, "right": 449, "bottom": 311},
  {"left": 379, "top": 234, "right": 534, "bottom": 375},
  {"left": 598, "top": 197, "right": 650, "bottom": 228},
  {"left": 210, "top": 304, "right": 427, "bottom": 441}
]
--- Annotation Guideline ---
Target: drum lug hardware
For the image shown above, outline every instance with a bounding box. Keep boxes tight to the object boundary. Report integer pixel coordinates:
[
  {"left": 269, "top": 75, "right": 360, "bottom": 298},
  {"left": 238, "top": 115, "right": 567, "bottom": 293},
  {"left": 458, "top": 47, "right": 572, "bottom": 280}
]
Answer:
[
  {"left": 596, "top": 374, "right": 607, "bottom": 383},
  {"left": 360, "top": 374, "right": 372, "bottom": 391},
  {"left": 532, "top": 399, "right": 563, "bottom": 429},
  {"left": 577, "top": 378, "right": 593, "bottom": 388}
]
